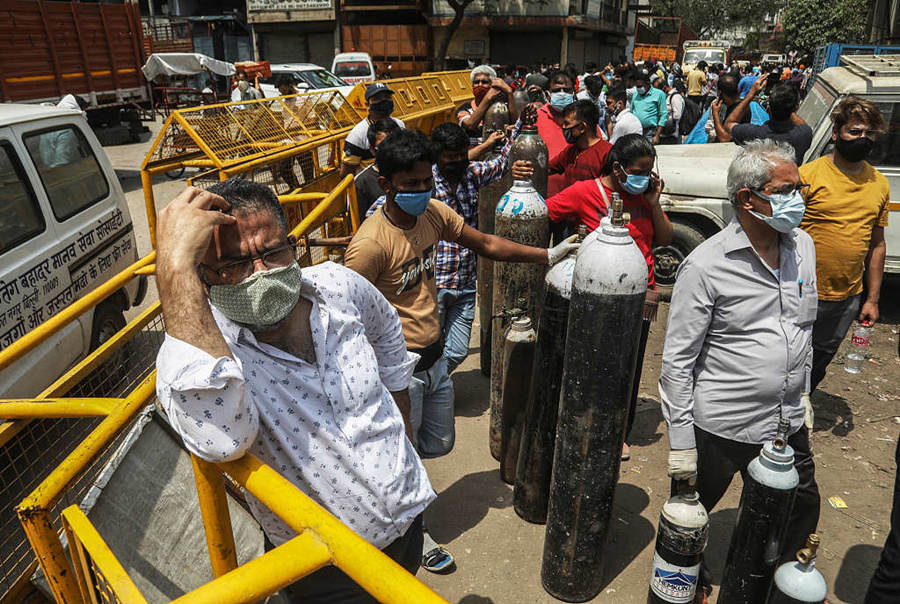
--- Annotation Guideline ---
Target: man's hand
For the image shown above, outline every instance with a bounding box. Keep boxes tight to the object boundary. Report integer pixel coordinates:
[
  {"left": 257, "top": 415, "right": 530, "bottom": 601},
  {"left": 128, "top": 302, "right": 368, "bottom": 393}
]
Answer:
[
  {"left": 547, "top": 234, "right": 581, "bottom": 265},
  {"left": 646, "top": 173, "right": 665, "bottom": 207},
  {"left": 749, "top": 73, "right": 769, "bottom": 98},
  {"left": 492, "top": 77, "right": 512, "bottom": 94},
  {"left": 667, "top": 448, "right": 698, "bottom": 480},
  {"left": 483, "top": 86, "right": 503, "bottom": 104},
  {"left": 157, "top": 187, "right": 235, "bottom": 274},
  {"left": 511, "top": 159, "right": 534, "bottom": 180},
  {"left": 651, "top": 133, "right": 661, "bottom": 145},
  {"left": 859, "top": 300, "right": 879, "bottom": 326},
  {"left": 486, "top": 130, "right": 506, "bottom": 146},
  {"left": 710, "top": 98, "right": 723, "bottom": 120}
]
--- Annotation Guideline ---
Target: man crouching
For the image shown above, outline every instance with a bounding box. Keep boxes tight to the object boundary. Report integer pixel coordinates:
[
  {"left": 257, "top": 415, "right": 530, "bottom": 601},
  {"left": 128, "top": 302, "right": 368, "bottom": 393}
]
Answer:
[{"left": 154, "top": 178, "right": 434, "bottom": 603}]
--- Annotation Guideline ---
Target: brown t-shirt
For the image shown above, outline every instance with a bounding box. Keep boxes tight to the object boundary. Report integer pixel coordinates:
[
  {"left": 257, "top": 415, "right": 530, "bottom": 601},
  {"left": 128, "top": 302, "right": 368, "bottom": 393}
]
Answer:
[{"left": 344, "top": 200, "right": 465, "bottom": 349}]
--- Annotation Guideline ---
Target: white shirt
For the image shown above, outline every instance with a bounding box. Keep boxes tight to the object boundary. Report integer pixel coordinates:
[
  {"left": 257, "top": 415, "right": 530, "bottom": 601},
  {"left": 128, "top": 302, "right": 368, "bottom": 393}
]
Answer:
[
  {"left": 667, "top": 89, "right": 685, "bottom": 133},
  {"left": 344, "top": 116, "right": 405, "bottom": 160},
  {"left": 610, "top": 108, "right": 644, "bottom": 143},
  {"left": 156, "top": 262, "right": 434, "bottom": 548}
]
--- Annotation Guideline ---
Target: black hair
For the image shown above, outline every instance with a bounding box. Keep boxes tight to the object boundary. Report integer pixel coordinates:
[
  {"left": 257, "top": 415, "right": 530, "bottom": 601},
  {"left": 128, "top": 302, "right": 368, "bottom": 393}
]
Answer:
[
  {"left": 430, "top": 122, "right": 469, "bottom": 155},
  {"left": 584, "top": 75, "right": 603, "bottom": 96},
  {"left": 549, "top": 72, "right": 573, "bottom": 88},
  {"left": 769, "top": 83, "right": 800, "bottom": 121},
  {"left": 635, "top": 70, "right": 650, "bottom": 85},
  {"left": 567, "top": 99, "right": 600, "bottom": 130},
  {"left": 606, "top": 85, "right": 627, "bottom": 104},
  {"left": 718, "top": 74, "right": 739, "bottom": 98},
  {"left": 276, "top": 75, "right": 296, "bottom": 89},
  {"left": 601, "top": 133, "right": 656, "bottom": 176},
  {"left": 375, "top": 129, "right": 433, "bottom": 181},
  {"left": 696, "top": 61, "right": 708, "bottom": 71},
  {"left": 585, "top": 61, "right": 597, "bottom": 72},
  {"left": 208, "top": 178, "right": 288, "bottom": 233},
  {"left": 366, "top": 118, "right": 401, "bottom": 148}
]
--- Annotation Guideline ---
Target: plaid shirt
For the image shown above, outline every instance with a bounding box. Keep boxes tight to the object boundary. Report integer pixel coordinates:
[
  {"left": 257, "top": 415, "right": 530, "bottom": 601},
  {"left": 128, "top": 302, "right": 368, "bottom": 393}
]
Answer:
[{"left": 366, "top": 133, "right": 515, "bottom": 291}]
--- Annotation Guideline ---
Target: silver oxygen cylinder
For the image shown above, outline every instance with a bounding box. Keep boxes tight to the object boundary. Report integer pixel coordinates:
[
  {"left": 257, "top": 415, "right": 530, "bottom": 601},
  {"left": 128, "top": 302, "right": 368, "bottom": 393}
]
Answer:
[
  {"left": 476, "top": 101, "right": 512, "bottom": 381},
  {"left": 489, "top": 179, "right": 549, "bottom": 461},
  {"left": 500, "top": 315, "right": 537, "bottom": 484},
  {"left": 768, "top": 535, "right": 827, "bottom": 604},
  {"left": 720, "top": 419, "right": 800, "bottom": 604},
  {"left": 542, "top": 193, "right": 648, "bottom": 601},
  {"left": 647, "top": 479, "right": 710, "bottom": 604}
]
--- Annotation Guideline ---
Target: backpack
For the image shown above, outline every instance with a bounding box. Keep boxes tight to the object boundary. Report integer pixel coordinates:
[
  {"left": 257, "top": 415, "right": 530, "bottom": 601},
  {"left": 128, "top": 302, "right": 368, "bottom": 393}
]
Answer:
[{"left": 679, "top": 98, "right": 702, "bottom": 136}]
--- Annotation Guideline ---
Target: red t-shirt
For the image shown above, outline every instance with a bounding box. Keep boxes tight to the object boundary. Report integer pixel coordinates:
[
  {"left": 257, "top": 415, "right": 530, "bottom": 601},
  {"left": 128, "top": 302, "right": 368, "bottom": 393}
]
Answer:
[
  {"left": 546, "top": 178, "right": 657, "bottom": 286},
  {"left": 549, "top": 139, "right": 612, "bottom": 191}
]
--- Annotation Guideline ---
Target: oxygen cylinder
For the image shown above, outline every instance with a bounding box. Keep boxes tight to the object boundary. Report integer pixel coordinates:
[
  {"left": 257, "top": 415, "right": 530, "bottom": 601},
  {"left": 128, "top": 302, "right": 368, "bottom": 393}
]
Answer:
[
  {"left": 489, "top": 180, "right": 549, "bottom": 461},
  {"left": 511, "top": 88, "right": 530, "bottom": 122},
  {"left": 719, "top": 419, "right": 800, "bottom": 604},
  {"left": 768, "top": 535, "right": 827, "bottom": 604},
  {"left": 514, "top": 226, "right": 586, "bottom": 523},
  {"left": 542, "top": 194, "right": 648, "bottom": 602},
  {"left": 476, "top": 102, "right": 511, "bottom": 380},
  {"left": 500, "top": 315, "right": 537, "bottom": 484},
  {"left": 647, "top": 480, "right": 709, "bottom": 604},
  {"left": 509, "top": 124, "right": 549, "bottom": 198}
]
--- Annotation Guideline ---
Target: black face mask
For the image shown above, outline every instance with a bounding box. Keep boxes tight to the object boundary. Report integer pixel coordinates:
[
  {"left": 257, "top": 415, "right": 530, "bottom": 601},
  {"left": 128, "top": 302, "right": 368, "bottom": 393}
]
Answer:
[
  {"left": 441, "top": 160, "right": 468, "bottom": 179},
  {"left": 835, "top": 135, "right": 874, "bottom": 162},
  {"left": 371, "top": 99, "right": 394, "bottom": 115}
]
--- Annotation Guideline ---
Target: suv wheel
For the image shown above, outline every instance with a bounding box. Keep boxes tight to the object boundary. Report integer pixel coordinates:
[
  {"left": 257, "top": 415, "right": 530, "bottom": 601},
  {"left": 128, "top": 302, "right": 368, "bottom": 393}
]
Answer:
[{"left": 653, "top": 220, "right": 707, "bottom": 301}]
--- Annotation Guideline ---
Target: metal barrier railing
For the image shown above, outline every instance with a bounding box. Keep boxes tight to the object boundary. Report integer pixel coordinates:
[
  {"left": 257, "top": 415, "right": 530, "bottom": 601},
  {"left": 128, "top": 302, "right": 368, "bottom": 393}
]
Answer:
[{"left": 421, "top": 70, "right": 473, "bottom": 105}]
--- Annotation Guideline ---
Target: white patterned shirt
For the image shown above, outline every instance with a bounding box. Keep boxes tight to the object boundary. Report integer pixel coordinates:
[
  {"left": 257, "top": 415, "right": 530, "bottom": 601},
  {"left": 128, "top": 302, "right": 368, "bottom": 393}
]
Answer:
[{"left": 156, "top": 262, "right": 435, "bottom": 548}]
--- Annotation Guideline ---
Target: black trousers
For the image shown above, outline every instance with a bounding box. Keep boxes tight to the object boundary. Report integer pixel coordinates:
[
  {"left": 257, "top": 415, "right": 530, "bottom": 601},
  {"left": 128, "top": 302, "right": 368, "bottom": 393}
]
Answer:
[
  {"left": 694, "top": 426, "right": 821, "bottom": 565},
  {"left": 810, "top": 294, "right": 861, "bottom": 393},
  {"left": 866, "top": 437, "right": 900, "bottom": 603},
  {"left": 264, "top": 514, "right": 424, "bottom": 603}
]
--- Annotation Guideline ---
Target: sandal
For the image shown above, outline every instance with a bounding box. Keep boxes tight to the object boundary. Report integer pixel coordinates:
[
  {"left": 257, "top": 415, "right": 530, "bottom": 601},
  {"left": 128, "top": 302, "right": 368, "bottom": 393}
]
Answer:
[
  {"left": 621, "top": 443, "right": 631, "bottom": 461},
  {"left": 422, "top": 546, "right": 456, "bottom": 574}
]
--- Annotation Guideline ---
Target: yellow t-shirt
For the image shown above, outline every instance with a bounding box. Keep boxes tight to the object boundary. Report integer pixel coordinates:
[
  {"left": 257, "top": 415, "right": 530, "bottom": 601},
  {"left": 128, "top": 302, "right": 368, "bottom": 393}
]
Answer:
[
  {"left": 799, "top": 156, "right": 890, "bottom": 301},
  {"left": 344, "top": 200, "right": 465, "bottom": 349},
  {"left": 687, "top": 69, "right": 707, "bottom": 96}
]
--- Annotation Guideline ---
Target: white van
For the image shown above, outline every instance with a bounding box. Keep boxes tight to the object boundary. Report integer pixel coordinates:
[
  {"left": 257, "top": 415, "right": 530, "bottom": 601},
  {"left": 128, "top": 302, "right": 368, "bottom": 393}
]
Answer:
[
  {"left": 332, "top": 52, "right": 376, "bottom": 85},
  {"left": 0, "top": 104, "right": 145, "bottom": 397}
]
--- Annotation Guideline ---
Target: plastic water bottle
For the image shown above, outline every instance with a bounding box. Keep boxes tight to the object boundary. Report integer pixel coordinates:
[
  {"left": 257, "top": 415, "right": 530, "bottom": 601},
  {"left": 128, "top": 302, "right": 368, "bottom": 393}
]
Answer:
[{"left": 845, "top": 323, "right": 872, "bottom": 374}]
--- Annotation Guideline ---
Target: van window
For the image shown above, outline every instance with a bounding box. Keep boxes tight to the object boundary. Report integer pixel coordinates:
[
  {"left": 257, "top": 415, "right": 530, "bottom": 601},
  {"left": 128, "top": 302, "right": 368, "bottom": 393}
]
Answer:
[
  {"left": 869, "top": 102, "right": 900, "bottom": 167},
  {"left": 0, "top": 141, "right": 45, "bottom": 254},
  {"left": 334, "top": 62, "right": 372, "bottom": 78},
  {"left": 23, "top": 126, "right": 110, "bottom": 221}
]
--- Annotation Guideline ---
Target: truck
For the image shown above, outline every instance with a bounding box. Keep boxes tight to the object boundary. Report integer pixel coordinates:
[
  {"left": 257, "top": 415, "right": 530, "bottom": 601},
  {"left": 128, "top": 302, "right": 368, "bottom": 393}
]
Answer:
[
  {"left": 340, "top": 25, "right": 429, "bottom": 78},
  {"left": 651, "top": 54, "right": 900, "bottom": 297},
  {"left": 632, "top": 16, "right": 695, "bottom": 64},
  {"left": 0, "top": 0, "right": 151, "bottom": 144},
  {"left": 681, "top": 40, "right": 731, "bottom": 72},
  {"left": 807, "top": 42, "right": 900, "bottom": 90}
]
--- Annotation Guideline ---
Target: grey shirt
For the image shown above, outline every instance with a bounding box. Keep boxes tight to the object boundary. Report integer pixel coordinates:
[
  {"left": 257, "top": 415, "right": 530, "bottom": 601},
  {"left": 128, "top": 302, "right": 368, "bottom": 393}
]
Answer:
[{"left": 659, "top": 218, "right": 818, "bottom": 450}]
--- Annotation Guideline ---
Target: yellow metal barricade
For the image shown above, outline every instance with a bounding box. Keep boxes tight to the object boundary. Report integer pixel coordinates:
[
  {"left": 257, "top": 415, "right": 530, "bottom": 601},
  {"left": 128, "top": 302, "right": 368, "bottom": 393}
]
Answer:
[{"left": 422, "top": 70, "right": 474, "bottom": 105}]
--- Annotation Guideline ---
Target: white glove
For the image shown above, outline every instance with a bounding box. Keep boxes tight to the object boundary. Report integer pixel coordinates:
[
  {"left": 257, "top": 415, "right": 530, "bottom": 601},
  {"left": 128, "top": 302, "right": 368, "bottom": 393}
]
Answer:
[
  {"left": 802, "top": 392, "right": 813, "bottom": 431},
  {"left": 667, "top": 448, "right": 698, "bottom": 480},
  {"left": 547, "top": 234, "right": 581, "bottom": 265}
]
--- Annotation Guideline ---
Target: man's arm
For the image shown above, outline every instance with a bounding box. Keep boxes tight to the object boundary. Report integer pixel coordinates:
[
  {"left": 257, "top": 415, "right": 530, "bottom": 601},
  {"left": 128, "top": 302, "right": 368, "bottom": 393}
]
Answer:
[
  {"left": 860, "top": 226, "right": 886, "bottom": 324},
  {"left": 658, "top": 258, "right": 715, "bottom": 450},
  {"left": 457, "top": 224, "right": 549, "bottom": 264},
  {"left": 724, "top": 74, "right": 768, "bottom": 135},
  {"left": 460, "top": 90, "right": 499, "bottom": 130},
  {"left": 710, "top": 99, "right": 732, "bottom": 142}
]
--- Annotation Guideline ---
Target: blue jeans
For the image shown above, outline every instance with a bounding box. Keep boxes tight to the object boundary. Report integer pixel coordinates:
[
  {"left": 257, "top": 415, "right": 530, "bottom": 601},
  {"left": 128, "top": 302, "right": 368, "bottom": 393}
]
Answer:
[
  {"left": 409, "top": 357, "right": 455, "bottom": 458},
  {"left": 436, "top": 288, "right": 476, "bottom": 373}
]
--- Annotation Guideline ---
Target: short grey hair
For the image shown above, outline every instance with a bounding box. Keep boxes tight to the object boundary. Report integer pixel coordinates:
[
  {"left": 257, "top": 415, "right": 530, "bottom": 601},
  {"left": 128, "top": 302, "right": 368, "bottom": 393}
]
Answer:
[
  {"left": 470, "top": 64, "right": 496, "bottom": 82},
  {"left": 726, "top": 139, "right": 797, "bottom": 206}
]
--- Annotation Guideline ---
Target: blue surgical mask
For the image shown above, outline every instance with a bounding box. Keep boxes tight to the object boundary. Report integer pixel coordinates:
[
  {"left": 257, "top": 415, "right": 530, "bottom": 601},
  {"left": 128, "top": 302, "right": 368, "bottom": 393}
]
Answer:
[
  {"left": 549, "top": 92, "right": 574, "bottom": 110},
  {"left": 620, "top": 170, "right": 650, "bottom": 195},
  {"left": 748, "top": 189, "right": 806, "bottom": 233},
  {"left": 393, "top": 189, "right": 432, "bottom": 216},
  {"left": 636, "top": 86, "right": 648, "bottom": 96}
]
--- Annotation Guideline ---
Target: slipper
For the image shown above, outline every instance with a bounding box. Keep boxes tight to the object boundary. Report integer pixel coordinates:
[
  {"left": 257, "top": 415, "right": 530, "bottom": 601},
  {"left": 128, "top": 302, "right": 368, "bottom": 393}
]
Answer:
[
  {"left": 621, "top": 443, "right": 631, "bottom": 461},
  {"left": 422, "top": 546, "right": 456, "bottom": 574}
]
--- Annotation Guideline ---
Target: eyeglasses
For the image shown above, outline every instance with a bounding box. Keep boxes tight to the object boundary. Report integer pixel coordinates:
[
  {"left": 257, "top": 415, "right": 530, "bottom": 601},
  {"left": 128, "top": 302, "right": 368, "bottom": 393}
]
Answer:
[
  {"left": 473, "top": 79, "right": 492, "bottom": 86},
  {"left": 198, "top": 243, "right": 297, "bottom": 286},
  {"left": 755, "top": 182, "right": 811, "bottom": 197}
]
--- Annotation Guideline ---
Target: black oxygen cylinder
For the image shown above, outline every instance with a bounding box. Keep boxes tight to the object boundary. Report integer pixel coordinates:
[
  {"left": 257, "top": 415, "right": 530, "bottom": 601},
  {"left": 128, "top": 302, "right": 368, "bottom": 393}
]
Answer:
[
  {"left": 500, "top": 315, "right": 537, "bottom": 484},
  {"left": 647, "top": 480, "right": 709, "bottom": 604},
  {"left": 768, "top": 535, "right": 827, "bottom": 604},
  {"left": 514, "top": 226, "right": 584, "bottom": 523},
  {"left": 719, "top": 419, "right": 800, "bottom": 604},
  {"left": 542, "top": 195, "right": 648, "bottom": 602}
]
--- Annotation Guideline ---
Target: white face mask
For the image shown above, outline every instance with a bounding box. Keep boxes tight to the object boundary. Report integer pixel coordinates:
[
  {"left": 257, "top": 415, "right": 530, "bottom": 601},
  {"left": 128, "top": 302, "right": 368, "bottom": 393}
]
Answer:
[{"left": 237, "top": 80, "right": 250, "bottom": 92}]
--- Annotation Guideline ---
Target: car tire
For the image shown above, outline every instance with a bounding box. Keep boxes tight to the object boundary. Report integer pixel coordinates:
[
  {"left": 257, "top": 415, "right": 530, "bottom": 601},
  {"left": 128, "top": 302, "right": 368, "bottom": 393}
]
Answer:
[
  {"left": 653, "top": 220, "right": 707, "bottom": 301},
  {"left": 90, "top": 301, "right": 126, "bottom": 351}
]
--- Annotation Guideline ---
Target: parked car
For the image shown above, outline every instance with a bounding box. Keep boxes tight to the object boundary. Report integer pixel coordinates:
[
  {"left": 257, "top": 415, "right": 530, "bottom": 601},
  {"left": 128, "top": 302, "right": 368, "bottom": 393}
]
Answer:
[
  {"left": 761, "top": 53, "right": 787, "bottom": 65},
  {"left": 652, "top": 54, "right": 900, "bottom": 297},
  {"left": 332, "top": 52, "right": 376, "bottom": 84},
  {"left": 0, "top": 104, "right": 146, "bottom": 397},
  {"left": 259, "top": 64, "right": 355, "bottom": 99}
]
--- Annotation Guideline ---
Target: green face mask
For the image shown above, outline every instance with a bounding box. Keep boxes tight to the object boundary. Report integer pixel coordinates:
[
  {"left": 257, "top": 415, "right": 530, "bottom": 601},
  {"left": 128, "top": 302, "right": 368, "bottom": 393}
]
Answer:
[{"left": 208, "top": 262, "right": 303, "bottom": 329}]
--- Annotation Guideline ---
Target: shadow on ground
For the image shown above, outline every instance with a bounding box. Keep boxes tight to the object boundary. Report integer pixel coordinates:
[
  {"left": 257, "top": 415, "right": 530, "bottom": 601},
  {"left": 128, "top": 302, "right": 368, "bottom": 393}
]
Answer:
[
  {"left": 629, "top": 398, "right": 664, "bottom": 447},
  {"left": 811, "top": 390, "right": 855, "bottom": 436},
  {"left": 427, "top": 469, "right": 512, "bottom": 544},
  {"left": 452, "top": 366, "right": 490, "bottom": 417},
  {"left": 457, "top": 596, "right": 496, "bottom": 603},
  {"left": 599, "top": 483, "right": 656, "bottom": 589},
  {"left": 835, "top": 543, "right": 881, "bottom": 603}
]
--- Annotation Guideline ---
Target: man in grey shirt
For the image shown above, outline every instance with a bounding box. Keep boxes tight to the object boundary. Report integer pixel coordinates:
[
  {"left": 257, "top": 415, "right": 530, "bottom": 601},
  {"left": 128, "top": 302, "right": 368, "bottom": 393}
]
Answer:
[{"left": 659, "top": 140, "right": 821, "bottom": 589}]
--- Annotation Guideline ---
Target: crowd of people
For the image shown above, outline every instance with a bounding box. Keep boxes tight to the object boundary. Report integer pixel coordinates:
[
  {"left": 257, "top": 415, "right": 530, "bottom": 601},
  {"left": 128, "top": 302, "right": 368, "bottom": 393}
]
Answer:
[{"left": 152, "top": 57, "right": 894, "bottom": 603}]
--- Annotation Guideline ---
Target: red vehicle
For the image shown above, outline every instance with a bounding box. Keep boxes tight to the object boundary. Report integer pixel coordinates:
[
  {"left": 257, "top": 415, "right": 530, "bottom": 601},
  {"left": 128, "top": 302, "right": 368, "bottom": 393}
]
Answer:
[{"left": 632, "top": 16, "right": 696, "bottom": 64}]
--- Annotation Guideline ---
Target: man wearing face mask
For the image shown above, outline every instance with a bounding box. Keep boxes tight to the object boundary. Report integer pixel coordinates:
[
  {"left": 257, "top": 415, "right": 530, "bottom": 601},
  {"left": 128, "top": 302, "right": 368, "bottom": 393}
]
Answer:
[
  {"left": 606, "top": 86, "right": 643, "bottom": 144},
  {"left": 457, "top": 65, "right": 514, "bottom": 148},
  {"left": 575, "top": 75, "right": 607, "bottom": 134},
  {"left": 230, "top": 70, "right": 262, "bottom": 102},
  {"left": 345, "top": 129, "right": 579, "bottom": 573},
  {"left": 155, "top": 179, "right": 434, "bottom": 603},
  {"left": 799, "top": 97, "right": 889, "bottom": 393},
  {"left": 660, "top": 140, "right": 820, "bottom": 598},
  {"left": 630, "top": 70, "right": 668, "bottom": 145},
  {"left": 341, "top": 83, "right": 405, "bottom": 178}
]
